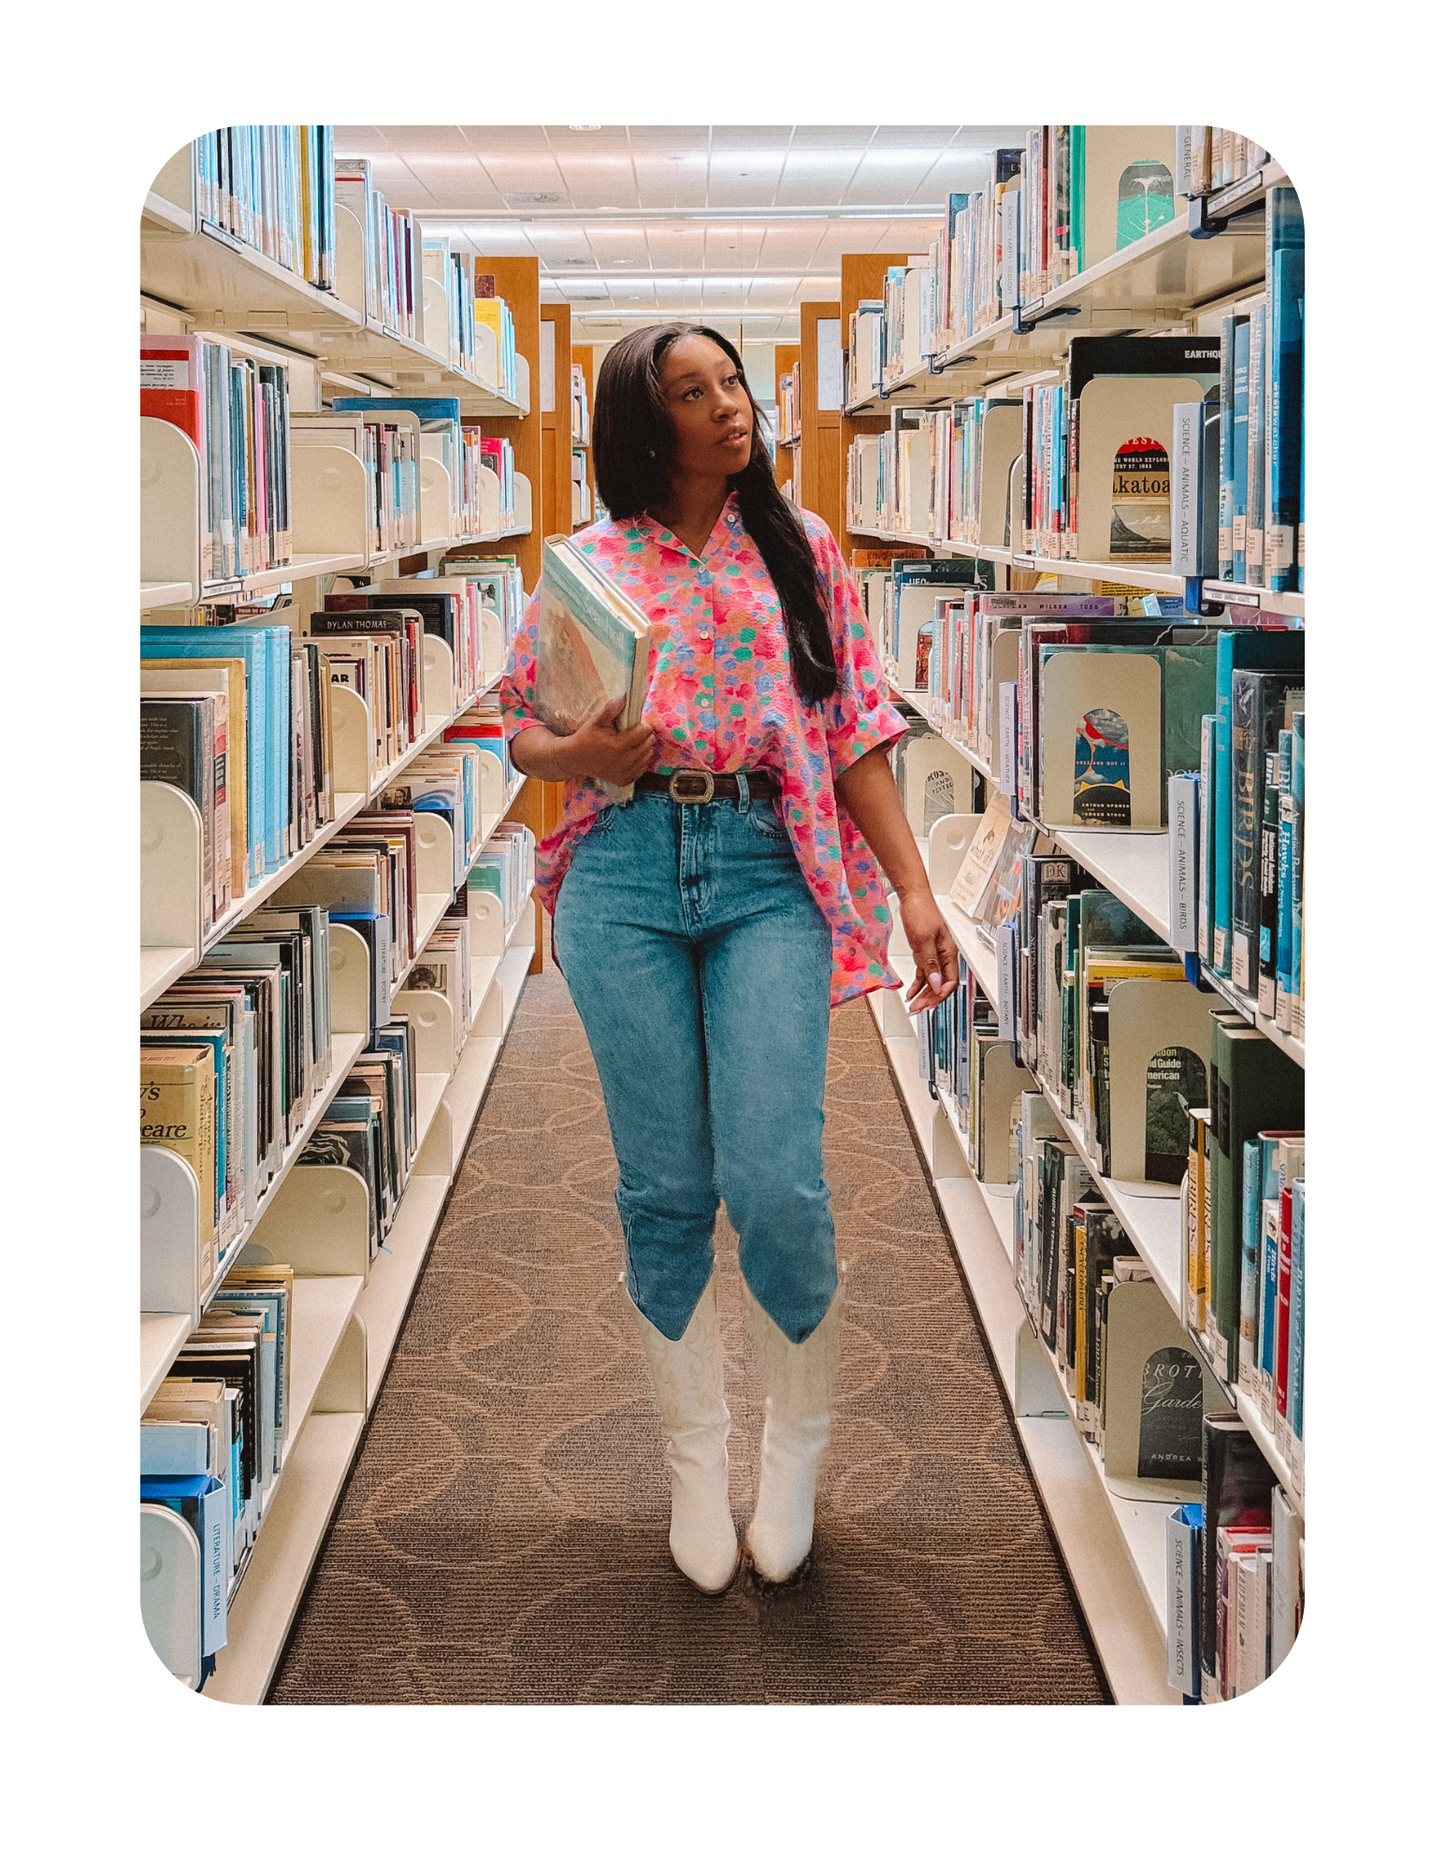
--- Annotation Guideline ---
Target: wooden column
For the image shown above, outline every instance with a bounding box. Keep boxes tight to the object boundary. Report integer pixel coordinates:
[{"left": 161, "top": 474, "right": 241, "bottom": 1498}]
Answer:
[
  {"left": 571, "top": 344, "right": 595, "bottom": 526},
  {"left": 539, "top": 301, "right": 575, "bottom": 542},
  {"left": 798, "top": 302, "right": 842, "bottom": 543},
  {"left": 474, "top": 254, "right": 542, "bottom": 592},
  {"left": 839, "top": 253, "right": 908, "bottom": 560},
  {"left": 773, "top": 341, "right": 799, "bottom": 496}
]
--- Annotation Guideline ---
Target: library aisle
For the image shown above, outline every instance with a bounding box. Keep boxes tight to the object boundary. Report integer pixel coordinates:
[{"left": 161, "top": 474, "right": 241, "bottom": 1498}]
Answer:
[{"left": 268, "top": 950, "right": 1107, "bottom": 1705}]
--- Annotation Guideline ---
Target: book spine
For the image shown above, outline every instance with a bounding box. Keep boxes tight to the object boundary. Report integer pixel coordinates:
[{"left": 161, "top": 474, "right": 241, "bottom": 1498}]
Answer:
[
  {"left": 1168, "top": 772, "right": 1197, "bottom": 955},
  {"left": 1230, "top": 673, "right": 1262, "bottom": 994},
  {"left": 1287, "top": 718, "right": 1305, "bottom": 1035},
  {"left": 1217, "top": 317, "right": 1236, "bottom": 576},
  {"left": 1245, "top": 305, "right": 1268, "bottom": 585},
  {"left": 1274, "top": 1182, "right": 1294, "bottom": 1425},
  {"left": 1165, "top": 1511, "right": 1200, "bottom": 1698},
  {"left": 1171, "top": 401, "right": 1196, "bottom": 575},
  {"left": 1286, "top": 1178, "right": 1305, "bottom": 1451},
  {"left": 1257, "top": 750, "right": 1281, "bottom": 1017},
  {"left": 1211, "top": 715, "right": 1232, "bottom": 975},
  {"left": 1267, "top": 246, "right": 1304, "bottom": 592},
  {"left": 1238, "top": 1138, "right": 1262, "bottom": 1389},
  {"left": 1231, "top": 328, "right": 1250, "bottom": 581}
]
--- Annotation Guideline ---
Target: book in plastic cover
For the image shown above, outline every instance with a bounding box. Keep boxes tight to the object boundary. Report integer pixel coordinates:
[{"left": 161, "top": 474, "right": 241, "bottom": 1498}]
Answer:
[{"left": 534, "top": 535, "right": 657, "bottom": 734}]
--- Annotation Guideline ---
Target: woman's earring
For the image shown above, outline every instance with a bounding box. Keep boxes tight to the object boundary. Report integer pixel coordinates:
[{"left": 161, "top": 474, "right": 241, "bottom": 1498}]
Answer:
[{"left": 647, "top": 447, "right": 656, "bottom": 458}]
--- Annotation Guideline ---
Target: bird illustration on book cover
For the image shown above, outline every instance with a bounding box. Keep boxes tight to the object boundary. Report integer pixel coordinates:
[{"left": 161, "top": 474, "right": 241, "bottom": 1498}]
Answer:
[{"left": 1074, "top": 707, "right": 1131, "bottom": 824}]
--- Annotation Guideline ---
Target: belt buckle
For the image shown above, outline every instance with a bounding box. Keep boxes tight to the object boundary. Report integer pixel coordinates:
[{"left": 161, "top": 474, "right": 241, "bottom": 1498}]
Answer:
[{"left": 668, "top": 770, "right": 715, "bottom": 804}]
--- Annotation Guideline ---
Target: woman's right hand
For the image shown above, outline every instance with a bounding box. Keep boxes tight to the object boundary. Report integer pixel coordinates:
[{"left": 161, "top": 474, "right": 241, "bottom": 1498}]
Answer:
[{"left": 562, "top": 695, "right": 655, "bottom": 786}]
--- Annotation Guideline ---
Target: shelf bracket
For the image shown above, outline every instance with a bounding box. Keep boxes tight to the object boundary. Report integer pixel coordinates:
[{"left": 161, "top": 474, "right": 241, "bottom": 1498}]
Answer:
[{"left": 1011, "top": 303, "right": 1082, "bottom": 338}]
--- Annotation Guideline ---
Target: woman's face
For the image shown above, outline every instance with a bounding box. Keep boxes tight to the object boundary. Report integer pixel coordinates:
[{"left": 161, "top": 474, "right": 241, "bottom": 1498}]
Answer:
[{"left": 655, "top": 334, "right": 753, "bottom": 481}]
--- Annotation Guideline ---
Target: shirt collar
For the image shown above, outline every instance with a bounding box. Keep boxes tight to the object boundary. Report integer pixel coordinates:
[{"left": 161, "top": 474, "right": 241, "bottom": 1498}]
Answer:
[{"left": 634, "top": 490, "right": 742, "bottom": 562}]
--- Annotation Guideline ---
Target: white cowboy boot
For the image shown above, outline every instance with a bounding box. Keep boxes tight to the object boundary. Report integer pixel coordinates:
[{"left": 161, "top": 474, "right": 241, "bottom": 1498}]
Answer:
[
  {"left": 743, "top": 1275, "right": 845, "bottom": 1585},
  {"left": 627, "top": 1272, "right": 740, "bottom": 1594}
]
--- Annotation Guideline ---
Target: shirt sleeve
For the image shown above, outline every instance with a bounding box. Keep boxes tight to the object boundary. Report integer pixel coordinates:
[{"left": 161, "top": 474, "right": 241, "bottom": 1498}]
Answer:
[
  {"left": 497, "top": 586, "right": 547, "bottom": 742},
  {"left": 806, "top": 516, "right": 910, "bottom": 774}
]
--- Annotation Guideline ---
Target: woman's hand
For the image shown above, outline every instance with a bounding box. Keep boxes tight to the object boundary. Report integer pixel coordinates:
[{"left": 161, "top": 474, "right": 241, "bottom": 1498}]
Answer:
[
  {"left": 511, "top": 695, "right": 654, "bottom": 786},
  {"left": 566, "top": 694, "right": 655, "bottom": 786},
  {"left": 896, "top": 883, "right": 960, "bottom": 1014}
]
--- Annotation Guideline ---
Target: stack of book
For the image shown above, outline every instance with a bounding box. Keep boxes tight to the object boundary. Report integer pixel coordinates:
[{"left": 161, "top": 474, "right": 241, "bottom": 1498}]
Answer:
[
  {"left": 777, "top": 367, "right": 801, "bottom": 440},
  {"left": 142, "top": 620, "right": 337, "bottom": 897},
  {"left": 421, "top": 231, "right": 481, "bottom": 376},
  {"left": 295, "top": 1011, "right": 426, "bottom": 1259},
  {"left": 1186, "top": 627, "right": 1305, "bottom": 1021},
  {"left": 142, "top": 903, "right": 336, "bottom": 1271},
  {"left": 141, "top": 1261, "right": 296, "bottom": 1682},
  {"left": 570, "top": 363, "right": 591, "bottom": 445},
  {"left": 1176, "top": 127, "right": 1272, "bottom": 197},
  {"left": 1167, "top": 1421, "right": 1300, "bottom": 1702},
  {"left": 291, "top": 407, "right": 421, "bottom": 558},
  {"left": 333, "top": 155, "right": 421, "bottom": 341},
  {"left": 141, "top": 335, "right": 293, "bottom": 586},
  {"left": 192, "top": 126, "right": 336, "bottom": 290},
  {"left": 473, "top": 273, "right": 518, "bottom": 402}
]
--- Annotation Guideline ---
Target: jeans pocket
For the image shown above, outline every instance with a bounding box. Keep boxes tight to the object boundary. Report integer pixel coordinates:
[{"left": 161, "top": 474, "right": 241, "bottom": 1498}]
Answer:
[
  {"left": 748, "top": 799, "right": 793, "bottom": 842},
  {"left": 583, "top": 803, "right": 619, "bottom": 840}
]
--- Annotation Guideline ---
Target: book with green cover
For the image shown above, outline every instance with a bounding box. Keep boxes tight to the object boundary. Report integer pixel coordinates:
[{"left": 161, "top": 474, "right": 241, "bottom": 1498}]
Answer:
[{"left": 1206, "top": 1015, "right": 1305, "bottom": 1383}]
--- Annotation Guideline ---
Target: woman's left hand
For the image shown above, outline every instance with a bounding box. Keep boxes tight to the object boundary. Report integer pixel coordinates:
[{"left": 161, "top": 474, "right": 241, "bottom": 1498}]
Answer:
[{"left": 896, "top": 884, "right": 960, "bottom": 1013}]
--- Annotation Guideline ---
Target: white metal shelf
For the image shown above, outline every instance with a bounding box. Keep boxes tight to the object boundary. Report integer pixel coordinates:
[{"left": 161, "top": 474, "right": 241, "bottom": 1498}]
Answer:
[
  {"left": 203, "top": 1408, "right": 365, "bottom": 1703},
  {"left": 140, "top": 678, "right": 513, "bottom": 1015},
  {"left": 1198, "top": 959, "right": 1306, "bottom": 1067},
  {"left": 202, "top": 1032, "right": 368, "bottom": 1305},
  {"left": 1033, "top": 1077, "right": 1183, "bottom": 1322},
  {"left": 354, "top": 916, "right": 533, "bottom": 1411},
  {"left": 142, "top": 581, "right": 195, "bottom": 611},
  {"left": 847, "top": 165, "right": 1289, "bottom": 422},
  {"left": 140, "top": 946, "right": 196, "bottom": 1012},
  {"left": 140, "top": 1312, "right": 195, "bottom": 1413},
  {"left": 870, "top": 987, "right": 1173, "bottom": 1703}
]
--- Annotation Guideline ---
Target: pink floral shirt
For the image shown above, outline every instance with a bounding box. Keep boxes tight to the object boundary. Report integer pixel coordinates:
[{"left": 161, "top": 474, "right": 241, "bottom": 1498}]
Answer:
[{"left": 499, "top": 494, "right": 909, "bottom": 1006}]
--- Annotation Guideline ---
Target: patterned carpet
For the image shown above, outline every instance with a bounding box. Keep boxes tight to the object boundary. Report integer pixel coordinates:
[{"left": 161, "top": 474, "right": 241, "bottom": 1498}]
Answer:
[{"left": 268, "top": 955, "right": 1109, "bottom": 1705}]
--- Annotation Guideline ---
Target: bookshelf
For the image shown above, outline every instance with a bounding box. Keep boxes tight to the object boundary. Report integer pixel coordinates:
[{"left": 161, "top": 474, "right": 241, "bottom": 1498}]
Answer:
[
  {"left": 773, "top": 341, "right": 799, "bottom": 498},
  {"left": 540, "top": 302, "right": 573, "bottom": 538},
  {"left": 839, "top": 252, "right": 908, "bottom": 560},
  {"left": 140, "top": 136, "right": 545, "bottom": 1701},
  {"left": 798, "top": 301, "right": 843, "bottom": 543},
  {"left": 571, "top": 344, "right": 596, "bottom": 526},
  {"left": 852, "top": 150, "right": 1306, "bottom": 1703}
]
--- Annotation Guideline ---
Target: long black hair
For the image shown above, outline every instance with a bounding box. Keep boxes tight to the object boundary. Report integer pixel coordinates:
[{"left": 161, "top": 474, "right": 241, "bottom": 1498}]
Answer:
[{"left": 592, "top": 322, "right": 838, "bottom": 704}]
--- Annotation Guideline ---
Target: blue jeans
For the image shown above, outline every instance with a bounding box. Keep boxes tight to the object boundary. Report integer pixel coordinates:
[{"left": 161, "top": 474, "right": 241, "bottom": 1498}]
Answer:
[{"left": 552, "top": 785, "right": 837, "bottom": 1344}]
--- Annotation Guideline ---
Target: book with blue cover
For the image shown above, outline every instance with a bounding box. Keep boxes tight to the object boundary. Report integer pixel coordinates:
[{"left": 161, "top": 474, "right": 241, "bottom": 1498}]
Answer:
[
  {"left": 141, "top": 1474, "right": 229, "bottom": 1657},
  {"left": 141, "top": 623, "right": 292, "bottom": 879}
]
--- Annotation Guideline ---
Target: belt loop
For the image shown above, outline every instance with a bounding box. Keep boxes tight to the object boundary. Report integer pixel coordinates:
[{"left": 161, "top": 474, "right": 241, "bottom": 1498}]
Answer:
[{"left": 735, "top": 769, "right": 751, "bottom": 813}]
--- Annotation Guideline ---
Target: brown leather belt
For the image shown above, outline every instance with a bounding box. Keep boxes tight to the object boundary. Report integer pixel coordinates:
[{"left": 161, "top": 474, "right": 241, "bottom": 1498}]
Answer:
[{"left": 635, "top": 769, "right": 782, "bottom": 803}]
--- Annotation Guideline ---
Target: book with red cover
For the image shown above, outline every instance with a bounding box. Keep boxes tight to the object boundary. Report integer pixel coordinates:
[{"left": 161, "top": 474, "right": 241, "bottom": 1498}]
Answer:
[{"left": 141, "top": 333, "right": 205, "bottom": 454}]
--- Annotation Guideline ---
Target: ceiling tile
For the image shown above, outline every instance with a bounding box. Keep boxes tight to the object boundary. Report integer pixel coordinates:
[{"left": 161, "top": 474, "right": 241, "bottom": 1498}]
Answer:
[
  {"left": 843, "top": 151, "right": 939, "bottom": 203},
  {"left": 478, "top": 155, "right": 568, "bottom": 200},
  {"left": 460, "top": 125, "right": 555, "bottom": 151},
  {"left": 586, "top": 226, "right": 651, "bottom": 265},
  {"left": 787, "top": 125, "right": 877, "bottom": 147},
  {"left": 333, "top": 126, "right": 393, "bottom": 151},
  {"left": 553, "top": 154, "right": 639, "bottom": 209},
  {"left": 625, "top": 125, "right": 712, "bottom": 148},
  {"left": 757, "top": 225, "right": 825, "bottom": 269},
  {"left": 708, "top": 125, "right": 792, "bottom": 147},
  {"left": 644, "top": 228, "right": 707, "bottom": 270},
  {"left": 704, "top": 225, "right": 765, "bottom": 268}
]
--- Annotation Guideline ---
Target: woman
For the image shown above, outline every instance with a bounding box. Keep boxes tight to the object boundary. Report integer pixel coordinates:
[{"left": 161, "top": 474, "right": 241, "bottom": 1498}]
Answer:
[{"left": 500, "top": 323, "right": 958, "bottom": 1593}]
